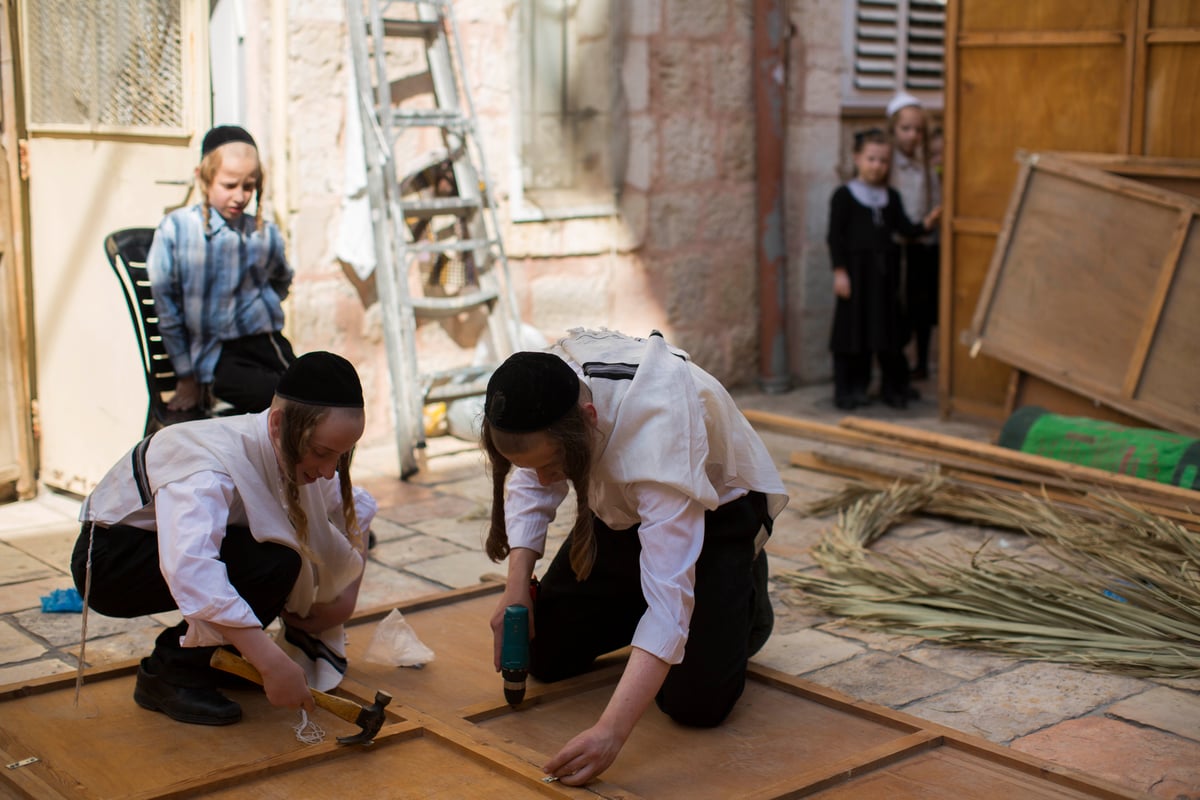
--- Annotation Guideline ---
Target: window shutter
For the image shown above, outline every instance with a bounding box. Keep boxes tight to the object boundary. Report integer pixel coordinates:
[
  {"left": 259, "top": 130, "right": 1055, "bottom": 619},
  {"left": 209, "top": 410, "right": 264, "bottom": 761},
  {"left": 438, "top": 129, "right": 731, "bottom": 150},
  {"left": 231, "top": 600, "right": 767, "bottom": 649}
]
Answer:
[
  {"left": 853, "top": 0, "right": 900, "bottom": 92},
  {"left": 905, "top": 0, "right": 946, "bottom": 91},
  {"left": 847, "top": 0, "right": 945, "bottom": 106}
]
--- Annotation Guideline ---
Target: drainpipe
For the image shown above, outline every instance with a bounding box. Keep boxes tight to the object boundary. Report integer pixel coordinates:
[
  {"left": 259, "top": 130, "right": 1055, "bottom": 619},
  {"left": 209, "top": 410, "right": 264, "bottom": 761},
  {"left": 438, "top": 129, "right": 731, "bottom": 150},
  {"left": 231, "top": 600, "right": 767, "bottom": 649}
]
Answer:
[{"left": 753, "top": 0, "right": 791, "bottom": 393}]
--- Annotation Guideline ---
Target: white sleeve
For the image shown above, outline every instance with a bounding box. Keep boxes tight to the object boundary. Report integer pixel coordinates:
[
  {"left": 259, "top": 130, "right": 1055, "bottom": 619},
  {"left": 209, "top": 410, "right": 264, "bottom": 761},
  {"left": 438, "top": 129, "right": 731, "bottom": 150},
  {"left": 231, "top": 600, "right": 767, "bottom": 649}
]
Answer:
[
  {"left": 504, "top": 467, "right": 570, "bottom": 556},
  {"left": 630, "top": 483, "right": 705, "bottom": 665},
  {"left": 156, "top": 472, "right": 263, "bottom": 645}
]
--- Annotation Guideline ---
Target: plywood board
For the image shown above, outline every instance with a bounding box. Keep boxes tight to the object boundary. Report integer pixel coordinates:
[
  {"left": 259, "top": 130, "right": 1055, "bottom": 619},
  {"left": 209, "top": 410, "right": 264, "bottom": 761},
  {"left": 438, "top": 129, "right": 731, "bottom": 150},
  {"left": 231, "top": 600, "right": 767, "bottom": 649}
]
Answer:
[
  {"left": 0, "top": 584, "right": 1148, "bottom": 799},
  {"left": 968, "top": 153, "right": 1200, "bottom": 436}
]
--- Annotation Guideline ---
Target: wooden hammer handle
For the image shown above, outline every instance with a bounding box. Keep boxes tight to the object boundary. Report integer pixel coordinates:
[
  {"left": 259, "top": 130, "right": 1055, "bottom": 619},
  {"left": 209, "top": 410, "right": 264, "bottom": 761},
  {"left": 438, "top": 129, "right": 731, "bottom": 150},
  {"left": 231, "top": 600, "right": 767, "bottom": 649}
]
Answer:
[{"left": 209, "top": 648, "right": 364, "bottom": 725}]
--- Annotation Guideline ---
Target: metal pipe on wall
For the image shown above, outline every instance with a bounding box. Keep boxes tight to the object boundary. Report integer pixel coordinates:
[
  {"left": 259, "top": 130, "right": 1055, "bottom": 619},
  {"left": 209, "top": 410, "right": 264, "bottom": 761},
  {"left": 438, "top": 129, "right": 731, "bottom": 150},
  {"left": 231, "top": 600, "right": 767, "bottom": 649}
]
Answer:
[{"left": 753, "top": 0, "right": 791, "bottom": 393}]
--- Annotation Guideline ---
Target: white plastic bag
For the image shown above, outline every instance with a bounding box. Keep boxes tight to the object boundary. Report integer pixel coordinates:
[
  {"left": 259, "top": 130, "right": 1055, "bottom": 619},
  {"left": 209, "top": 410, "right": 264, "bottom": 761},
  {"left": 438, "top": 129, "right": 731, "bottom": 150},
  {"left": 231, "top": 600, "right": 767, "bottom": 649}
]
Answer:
[{"left": 363, "top": 609, "right": 435, "bottom": 667}]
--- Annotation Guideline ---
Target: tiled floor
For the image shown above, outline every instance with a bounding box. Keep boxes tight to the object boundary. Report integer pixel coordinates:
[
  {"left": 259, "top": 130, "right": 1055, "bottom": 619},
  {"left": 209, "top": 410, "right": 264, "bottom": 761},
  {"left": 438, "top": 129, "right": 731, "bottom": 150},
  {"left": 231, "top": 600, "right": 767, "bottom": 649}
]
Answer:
[{"left": 1, "top": 380, "right": 1197, "bottom": 798}]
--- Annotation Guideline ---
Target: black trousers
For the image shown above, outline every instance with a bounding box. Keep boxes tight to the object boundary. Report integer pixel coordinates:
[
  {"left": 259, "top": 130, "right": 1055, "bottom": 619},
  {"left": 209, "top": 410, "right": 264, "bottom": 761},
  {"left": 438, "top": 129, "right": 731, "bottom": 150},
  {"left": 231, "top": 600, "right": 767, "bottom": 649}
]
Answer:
[
  {"left": 71, "top": 523, "right": 300, "bottom": 688},
  {"left": 212, "top": 331, "right": 296, "bottom": 414},
  {"left": 903, "top": 242, "right": 940, "bottom": 373},
  {"left": 833, "top": 350, "right": 910, "bottom": 404},
  {"left": 530, "top": 492, "right": 770, "bottom": 728}
]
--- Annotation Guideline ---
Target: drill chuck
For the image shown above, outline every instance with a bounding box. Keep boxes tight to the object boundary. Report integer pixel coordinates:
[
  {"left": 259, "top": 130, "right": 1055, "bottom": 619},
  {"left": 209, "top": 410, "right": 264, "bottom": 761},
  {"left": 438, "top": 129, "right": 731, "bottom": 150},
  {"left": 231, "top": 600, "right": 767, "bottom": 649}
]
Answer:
[{"left": 500, "top": 604, "right": 530, "bottom": 706}]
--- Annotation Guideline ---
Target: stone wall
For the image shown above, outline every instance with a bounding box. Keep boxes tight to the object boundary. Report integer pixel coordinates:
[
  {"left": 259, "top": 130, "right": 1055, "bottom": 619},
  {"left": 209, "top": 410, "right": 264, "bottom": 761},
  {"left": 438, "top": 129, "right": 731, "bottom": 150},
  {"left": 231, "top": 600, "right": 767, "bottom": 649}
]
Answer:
[{"left": 272, "top": 0, "right": 848, "bottom": 450}]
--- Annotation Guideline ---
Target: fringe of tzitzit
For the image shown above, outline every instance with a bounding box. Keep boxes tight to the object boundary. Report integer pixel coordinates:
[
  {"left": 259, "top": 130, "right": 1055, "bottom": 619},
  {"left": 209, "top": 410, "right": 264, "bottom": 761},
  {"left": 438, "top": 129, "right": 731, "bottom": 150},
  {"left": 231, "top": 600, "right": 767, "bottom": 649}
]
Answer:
[{"left": 74, "top": 519, "right": 96, "bottom": 707}]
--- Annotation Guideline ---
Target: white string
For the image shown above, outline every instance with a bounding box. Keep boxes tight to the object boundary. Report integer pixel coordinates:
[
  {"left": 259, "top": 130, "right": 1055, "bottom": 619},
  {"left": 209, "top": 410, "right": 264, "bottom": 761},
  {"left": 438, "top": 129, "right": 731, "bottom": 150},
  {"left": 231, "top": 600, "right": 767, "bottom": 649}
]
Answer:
[
  {"left": 73, "top": 520, "right": 97, "bottom": 708},
  {"left": 293, "top": 709, "right": 325, "bottom": 744}
]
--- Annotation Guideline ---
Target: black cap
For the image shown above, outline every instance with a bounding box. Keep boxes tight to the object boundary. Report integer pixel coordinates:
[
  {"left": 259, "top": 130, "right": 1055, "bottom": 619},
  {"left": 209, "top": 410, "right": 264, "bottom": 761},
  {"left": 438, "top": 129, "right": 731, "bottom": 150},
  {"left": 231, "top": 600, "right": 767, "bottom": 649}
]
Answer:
[
  {"left": 275, "top": 352, "right": 364, "bottom": 408},
  {"left": 201, "top": 125, "right": 257, "bottom": 157},
  {"left": 485, "top": 352, "right": 580, "bottom": 433}
]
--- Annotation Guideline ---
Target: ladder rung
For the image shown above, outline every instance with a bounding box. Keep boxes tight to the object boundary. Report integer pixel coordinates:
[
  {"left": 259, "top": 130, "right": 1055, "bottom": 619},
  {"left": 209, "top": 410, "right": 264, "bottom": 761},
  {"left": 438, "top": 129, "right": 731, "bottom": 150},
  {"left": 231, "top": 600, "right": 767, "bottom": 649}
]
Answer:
[
  {"left": 405, "top": 238, "right": 495, "bottom": 255},
  {"left": 411, "top": 289, "right": 499, "bottom": 319},
  {"left": 402, "top": 196, "right": 481, "bottom": 218},
  {"left": 425, "top": 377, "right": 493, "bottom": 404},
  {"left": 392, "top": 109, "right": 468, "bottom": 129},
  {"left": 372, "top": 18, "right": 441, "bottom": 39}
]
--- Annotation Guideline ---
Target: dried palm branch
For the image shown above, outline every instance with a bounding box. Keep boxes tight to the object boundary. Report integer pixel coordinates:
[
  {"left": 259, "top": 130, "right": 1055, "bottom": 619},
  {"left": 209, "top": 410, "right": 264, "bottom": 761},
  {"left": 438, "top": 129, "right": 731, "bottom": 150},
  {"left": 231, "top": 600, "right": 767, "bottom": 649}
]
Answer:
[{"left": 783, "top": 477, "right": 1200, "bottom": 678}]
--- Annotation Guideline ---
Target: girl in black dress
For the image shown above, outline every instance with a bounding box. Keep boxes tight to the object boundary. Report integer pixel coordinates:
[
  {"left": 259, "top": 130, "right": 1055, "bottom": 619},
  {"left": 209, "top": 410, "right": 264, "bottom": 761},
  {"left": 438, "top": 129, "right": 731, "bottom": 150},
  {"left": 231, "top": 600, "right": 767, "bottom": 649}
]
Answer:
[{"left": 827, "top": 128, "right": 940, "bottom": 410}]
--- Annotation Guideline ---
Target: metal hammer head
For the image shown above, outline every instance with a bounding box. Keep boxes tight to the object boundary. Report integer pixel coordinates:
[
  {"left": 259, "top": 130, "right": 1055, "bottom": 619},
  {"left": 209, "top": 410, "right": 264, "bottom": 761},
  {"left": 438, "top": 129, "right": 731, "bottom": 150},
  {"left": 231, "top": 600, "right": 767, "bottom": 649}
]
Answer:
[{"left": 336, "top": 690, "right": 393, "bottom": 746}]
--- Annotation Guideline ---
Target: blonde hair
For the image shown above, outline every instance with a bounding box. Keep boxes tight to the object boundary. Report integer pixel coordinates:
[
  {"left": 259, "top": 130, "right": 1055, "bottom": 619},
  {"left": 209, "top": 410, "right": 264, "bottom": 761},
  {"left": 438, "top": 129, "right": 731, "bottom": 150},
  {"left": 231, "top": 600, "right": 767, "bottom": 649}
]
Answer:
[
  {"left": 481, "top": 405, "right": 597, "bottom": 581},
  {"left": 887, "top": 105, "right": 934, "bottom": 214},
  {"left": 197, "top": 142, "right": 264, "bottom": 234},
  {"left": 274, "top": 399, "right": 364, "bottom": 554}
]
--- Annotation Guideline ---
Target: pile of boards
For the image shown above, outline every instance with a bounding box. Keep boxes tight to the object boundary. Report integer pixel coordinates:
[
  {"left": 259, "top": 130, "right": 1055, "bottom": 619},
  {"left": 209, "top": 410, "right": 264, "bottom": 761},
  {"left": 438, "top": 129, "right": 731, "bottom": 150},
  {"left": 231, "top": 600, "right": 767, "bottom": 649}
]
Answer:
[{"left": 744, "top": 410, "right": 1199, "bottom": 532}]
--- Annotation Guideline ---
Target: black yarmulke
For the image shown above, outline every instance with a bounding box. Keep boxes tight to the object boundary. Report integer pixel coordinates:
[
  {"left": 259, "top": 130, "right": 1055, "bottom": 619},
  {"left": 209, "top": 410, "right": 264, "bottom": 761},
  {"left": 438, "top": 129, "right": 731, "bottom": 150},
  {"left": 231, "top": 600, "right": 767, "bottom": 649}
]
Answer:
[
  {"left": 201, "top": 125, "right": 257, "bottom": 157},
  {"left": 276, "top": 352, "right": 364, "bottom": 408},
  {"left": 485, "top": 352, "right": 580, "bottom": 433}
]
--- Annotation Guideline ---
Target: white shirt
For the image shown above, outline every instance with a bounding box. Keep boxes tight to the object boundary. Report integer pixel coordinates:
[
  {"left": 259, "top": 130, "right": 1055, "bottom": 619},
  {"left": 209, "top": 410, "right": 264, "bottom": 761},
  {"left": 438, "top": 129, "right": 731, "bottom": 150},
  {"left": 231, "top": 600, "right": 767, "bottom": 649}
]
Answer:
[
  {"left": 502, "top": 329, "right": 788, "bottom": 665},
  {"left": 87, "top": 411, "right": 377, "bottom": 647},
  {"left": 134, "top": 471, "right": 377, "bottom": 644}
]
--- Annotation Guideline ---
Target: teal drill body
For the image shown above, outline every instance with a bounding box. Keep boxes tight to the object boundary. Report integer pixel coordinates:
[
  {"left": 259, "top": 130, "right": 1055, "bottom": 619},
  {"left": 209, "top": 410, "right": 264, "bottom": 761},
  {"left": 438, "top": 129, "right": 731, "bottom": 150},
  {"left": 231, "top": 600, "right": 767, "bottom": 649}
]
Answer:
[{"left": 501, "top": 604, "right": 530, "bottom": 706}]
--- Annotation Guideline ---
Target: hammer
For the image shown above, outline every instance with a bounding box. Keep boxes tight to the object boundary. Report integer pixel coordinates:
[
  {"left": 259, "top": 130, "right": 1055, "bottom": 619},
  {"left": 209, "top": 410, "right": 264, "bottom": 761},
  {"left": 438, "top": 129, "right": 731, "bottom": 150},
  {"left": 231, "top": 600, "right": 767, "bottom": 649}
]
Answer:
[{"left": 210, "top": 648, "right": 392, "bottom": 745}]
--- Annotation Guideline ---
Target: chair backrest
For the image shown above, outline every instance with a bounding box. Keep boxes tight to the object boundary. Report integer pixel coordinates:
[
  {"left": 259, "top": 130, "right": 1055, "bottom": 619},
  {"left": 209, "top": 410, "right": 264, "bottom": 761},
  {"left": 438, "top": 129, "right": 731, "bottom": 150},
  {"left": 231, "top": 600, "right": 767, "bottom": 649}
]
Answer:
[{"left": 104, "top": 227, "right": 206, "bottom": 434}]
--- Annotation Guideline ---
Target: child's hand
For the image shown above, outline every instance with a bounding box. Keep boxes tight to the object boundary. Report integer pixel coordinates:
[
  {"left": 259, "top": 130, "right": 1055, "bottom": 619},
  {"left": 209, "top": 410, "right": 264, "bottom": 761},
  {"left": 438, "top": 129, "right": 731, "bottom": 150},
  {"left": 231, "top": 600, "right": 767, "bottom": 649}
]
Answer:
[
  {"left": 833, "top": 268, "right": 851, "bottom": 299},
  {"left": 923, "top": 205, "right": 942, "bottom": 230},
  {"left": 167, "top": 376, "right": 201, "bottom": 411}
]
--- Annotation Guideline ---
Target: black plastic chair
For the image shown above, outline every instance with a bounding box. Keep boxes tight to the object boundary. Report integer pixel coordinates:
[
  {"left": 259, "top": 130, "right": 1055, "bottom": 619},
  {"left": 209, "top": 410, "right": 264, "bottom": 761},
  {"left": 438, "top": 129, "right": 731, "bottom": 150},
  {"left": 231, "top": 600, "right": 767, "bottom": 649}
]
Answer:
[{"left": 104, "top": 227, "right": 209, "bottom": 435}]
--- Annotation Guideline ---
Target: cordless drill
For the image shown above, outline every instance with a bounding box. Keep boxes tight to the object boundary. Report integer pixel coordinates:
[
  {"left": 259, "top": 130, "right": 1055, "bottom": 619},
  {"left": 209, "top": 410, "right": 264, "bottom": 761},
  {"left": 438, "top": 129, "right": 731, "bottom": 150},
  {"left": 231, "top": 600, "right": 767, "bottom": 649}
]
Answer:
[{"left": 500, "top": 604, "right": 530, "bottom": 706}]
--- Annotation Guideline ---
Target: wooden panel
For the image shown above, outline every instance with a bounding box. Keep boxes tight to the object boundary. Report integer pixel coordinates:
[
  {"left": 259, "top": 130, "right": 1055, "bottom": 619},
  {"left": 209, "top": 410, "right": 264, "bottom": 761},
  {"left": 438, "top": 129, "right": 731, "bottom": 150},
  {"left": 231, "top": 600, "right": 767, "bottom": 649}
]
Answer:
[
  {"left": 1008, "top": 372, "right": 1155, "bottom": 429},
  {"left": 199, "top": 724, "right": 557, "bottom": 800},
  {"left": 476, "top": 677, "right": 909, "bottom": 800},
  {"left": 955, "top": 47, "right": 1124, "bottom": 220},
  {"left": 977, "top": 169, "right": 1173, "bottom": 386},
  {"left": 969, "top": 155, "right": 1200, "bottom": 435},
  {"left": 945, "top": 232, "right": 1012, "bottom": 416},
  {"left": 0, "top": 585, "right": 1152, "bottom": 799},
  {"left": 1144, "top": 44, "right": 1200, "bottom": 157},
  {"left": 1135, "top": 223, "right": 1200, "bottom": 422},
  {"left": 1150, "top": 0, "right": 1200, "bottom": 27},
  {"left": 960, "top": 0, "right": 1127, "bottom": 31},
  {"left": 808, "top": 744, "right": 1118, "bottom": 799}
]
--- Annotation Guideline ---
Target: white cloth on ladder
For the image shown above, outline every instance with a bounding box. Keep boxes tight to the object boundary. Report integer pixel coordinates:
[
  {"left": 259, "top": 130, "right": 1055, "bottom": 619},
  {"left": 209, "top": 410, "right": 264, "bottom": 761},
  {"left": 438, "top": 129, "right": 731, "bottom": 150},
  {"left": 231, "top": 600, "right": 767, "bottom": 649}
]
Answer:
[{"left": 335, "top": 51, "right": 376, "bottom": 281}]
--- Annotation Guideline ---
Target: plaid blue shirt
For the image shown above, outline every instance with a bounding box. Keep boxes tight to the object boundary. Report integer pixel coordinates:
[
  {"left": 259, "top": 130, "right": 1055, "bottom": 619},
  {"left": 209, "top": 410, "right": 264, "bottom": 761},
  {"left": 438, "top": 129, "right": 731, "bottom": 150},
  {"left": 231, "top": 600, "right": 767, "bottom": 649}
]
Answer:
[{"left": 147, "top": 204, "right": 293, "bottom": 384}]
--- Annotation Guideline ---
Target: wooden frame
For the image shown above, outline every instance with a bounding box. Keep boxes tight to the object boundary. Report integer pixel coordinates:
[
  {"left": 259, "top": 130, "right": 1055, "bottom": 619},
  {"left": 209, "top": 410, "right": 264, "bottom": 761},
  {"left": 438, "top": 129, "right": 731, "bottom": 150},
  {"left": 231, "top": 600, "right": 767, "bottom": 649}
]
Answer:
[
  {"left": 1, "top": 583, "right": 1149, "bottom": 798},
  {"left": 966, "top": 152, "right": 1200, "bottom": 436}
]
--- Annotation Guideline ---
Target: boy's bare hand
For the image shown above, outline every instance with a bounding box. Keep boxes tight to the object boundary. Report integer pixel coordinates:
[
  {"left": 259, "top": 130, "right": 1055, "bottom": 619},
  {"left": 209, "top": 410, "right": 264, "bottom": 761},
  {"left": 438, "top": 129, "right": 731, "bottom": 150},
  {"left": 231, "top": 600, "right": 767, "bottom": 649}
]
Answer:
[{"left": 168, "top": 376, "right": 201, "bottom": 411}]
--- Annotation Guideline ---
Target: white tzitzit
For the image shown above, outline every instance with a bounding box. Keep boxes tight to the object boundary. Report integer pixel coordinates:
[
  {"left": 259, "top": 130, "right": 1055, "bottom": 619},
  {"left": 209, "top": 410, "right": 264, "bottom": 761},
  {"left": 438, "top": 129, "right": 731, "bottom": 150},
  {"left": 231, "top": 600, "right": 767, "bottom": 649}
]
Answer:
[{"left": 293, "top": 710, "right": 325, "bottom": 744}]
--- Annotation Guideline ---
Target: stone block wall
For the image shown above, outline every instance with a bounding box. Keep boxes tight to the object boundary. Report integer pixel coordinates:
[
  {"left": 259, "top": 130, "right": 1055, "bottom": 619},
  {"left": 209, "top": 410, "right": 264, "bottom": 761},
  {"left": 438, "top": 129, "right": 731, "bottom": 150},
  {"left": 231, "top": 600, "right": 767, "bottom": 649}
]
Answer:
[{"left": 264, "top": 0, "right": 852, "bottom": 450}]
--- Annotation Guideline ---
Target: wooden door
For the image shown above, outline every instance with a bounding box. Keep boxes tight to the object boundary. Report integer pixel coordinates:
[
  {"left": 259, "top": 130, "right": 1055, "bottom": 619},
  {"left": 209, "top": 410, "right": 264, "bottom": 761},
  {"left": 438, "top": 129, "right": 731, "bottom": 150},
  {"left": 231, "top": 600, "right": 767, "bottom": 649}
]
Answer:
[
  {"left": 18, "top": 0, "right": 209, "bottom": 494},
  {"left": 941, "top": 0, "right": 1200, "bottom": 422},
  {"left": 0, "top": 0, "right": 34, "bottom": 501}
]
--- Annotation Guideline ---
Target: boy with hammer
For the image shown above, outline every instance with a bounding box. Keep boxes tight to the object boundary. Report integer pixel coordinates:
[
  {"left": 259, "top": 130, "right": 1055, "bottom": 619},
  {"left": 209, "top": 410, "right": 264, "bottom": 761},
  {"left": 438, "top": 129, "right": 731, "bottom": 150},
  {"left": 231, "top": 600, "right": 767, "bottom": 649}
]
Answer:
[
  {"left": 72, "top": 351, "right": 376, "bottom": 725},
  {"left": 481, "top": 328, "right": 789, "bottom": 785}
]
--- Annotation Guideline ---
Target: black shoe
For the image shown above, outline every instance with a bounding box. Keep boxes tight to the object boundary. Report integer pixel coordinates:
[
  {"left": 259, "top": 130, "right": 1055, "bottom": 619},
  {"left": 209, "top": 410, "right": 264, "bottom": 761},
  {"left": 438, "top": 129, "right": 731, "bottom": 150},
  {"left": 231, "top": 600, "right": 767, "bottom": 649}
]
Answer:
[
  {"left": 905, "top": 385, "right": 921, "bottom": 401},
  {"left": 881, "top": 393, "right": 908, "bottom": 410},
  {"left": 134, "top": 659, "right": 242, "bottom": 726},
  {"left": 748, "top": 551, "right": 774, "bottom": 657},
  {"left": 368, "top": 529, "right": 377, "bottom": 550},
  {"left": 834, "top": 396, "right": 858, "bottom": 410}
]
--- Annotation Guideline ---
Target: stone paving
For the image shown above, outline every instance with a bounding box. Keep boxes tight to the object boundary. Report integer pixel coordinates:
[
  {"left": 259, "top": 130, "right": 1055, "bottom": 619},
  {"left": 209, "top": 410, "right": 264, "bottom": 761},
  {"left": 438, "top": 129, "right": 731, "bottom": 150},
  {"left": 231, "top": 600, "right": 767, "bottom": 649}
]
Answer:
[{"left": 1, "top": 381, "right": 1197, "bottom": 798}]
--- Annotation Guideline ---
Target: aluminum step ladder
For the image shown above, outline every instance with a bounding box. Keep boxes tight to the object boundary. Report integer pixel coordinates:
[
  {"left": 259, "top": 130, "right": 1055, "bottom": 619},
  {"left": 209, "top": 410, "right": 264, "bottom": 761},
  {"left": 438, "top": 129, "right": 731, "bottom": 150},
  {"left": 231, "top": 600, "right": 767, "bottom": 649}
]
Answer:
[{"left": 346, "top": 0, "right": 520, "bottom": 478}]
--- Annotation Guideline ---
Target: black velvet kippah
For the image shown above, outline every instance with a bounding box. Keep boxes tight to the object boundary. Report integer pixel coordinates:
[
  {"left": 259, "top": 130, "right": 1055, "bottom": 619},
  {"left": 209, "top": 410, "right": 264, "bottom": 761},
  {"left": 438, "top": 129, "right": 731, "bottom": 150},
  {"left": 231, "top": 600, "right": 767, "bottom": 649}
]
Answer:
[
  {"left": 201, "top": 125, "right": 257, "bottom": 157},
  {"left": 276, "top": 351, "right": 364, "bottom": 408},
  {"left": 485, "top": 351, "right": 580, "bottom": 433}
]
